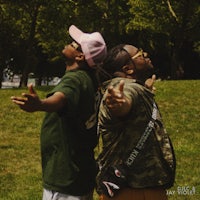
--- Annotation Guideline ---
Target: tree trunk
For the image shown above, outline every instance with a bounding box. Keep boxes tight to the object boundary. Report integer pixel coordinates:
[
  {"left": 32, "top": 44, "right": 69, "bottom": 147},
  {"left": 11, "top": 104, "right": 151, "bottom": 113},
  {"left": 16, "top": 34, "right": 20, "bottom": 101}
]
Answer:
[
  {"left": 170, "top": 49, "right": 178, "bottom": 79},
  {"left": 0, "top": 68, "right": 3, "bottom": 88},
  {"left": 20, "top": 4, "right": 40, "bottom": 87}
]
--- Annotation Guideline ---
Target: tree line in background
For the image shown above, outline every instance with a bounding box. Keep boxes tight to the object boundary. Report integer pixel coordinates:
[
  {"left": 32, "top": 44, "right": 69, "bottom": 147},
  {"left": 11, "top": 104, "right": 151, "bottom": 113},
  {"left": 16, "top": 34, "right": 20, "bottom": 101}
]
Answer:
[{"left": 0, "top": 0, "right": 199, "bottom": 88}]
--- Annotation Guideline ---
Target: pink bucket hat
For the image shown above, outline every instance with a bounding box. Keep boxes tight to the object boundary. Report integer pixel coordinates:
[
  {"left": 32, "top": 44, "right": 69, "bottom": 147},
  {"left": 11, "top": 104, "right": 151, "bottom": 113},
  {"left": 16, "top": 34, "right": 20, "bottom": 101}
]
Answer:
[{"left": 69, "top": 25, "right": 107, "bottom": 67}]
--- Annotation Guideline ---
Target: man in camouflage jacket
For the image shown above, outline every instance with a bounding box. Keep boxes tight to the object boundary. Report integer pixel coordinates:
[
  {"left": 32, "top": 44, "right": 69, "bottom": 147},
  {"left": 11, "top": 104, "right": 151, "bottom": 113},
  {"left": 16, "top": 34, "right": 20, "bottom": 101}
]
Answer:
[{"left": 96, "top": 44, "right": 176, "bottom": 200}]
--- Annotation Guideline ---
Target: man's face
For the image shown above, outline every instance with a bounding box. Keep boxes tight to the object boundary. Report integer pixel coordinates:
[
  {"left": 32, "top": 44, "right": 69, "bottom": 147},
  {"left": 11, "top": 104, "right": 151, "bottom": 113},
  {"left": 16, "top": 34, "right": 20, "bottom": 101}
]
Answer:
[
  {"left": 62, "top": 41, "right": 82, "bottom": 61},
  {"left": 123, "top": 45, "right": 154, "bottom": 75}
]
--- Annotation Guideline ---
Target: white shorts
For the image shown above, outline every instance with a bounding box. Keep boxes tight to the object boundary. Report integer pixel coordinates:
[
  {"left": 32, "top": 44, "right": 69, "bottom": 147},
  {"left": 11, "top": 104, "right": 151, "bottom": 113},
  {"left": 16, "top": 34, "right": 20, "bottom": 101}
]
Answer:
[{"left": 42, "top": 189, "right": 93, "bottom": 200}]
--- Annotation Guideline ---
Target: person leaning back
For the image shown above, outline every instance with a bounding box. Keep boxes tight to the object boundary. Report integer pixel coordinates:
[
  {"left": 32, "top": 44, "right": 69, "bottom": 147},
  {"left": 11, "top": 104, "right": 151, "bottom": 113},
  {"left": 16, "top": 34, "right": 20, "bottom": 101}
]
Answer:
[
  {"left": 11, "top": 25, "right": 107, "bottom": 200},
  {"left": 96, "top": 44, "right": 176, "bottom": 200}
]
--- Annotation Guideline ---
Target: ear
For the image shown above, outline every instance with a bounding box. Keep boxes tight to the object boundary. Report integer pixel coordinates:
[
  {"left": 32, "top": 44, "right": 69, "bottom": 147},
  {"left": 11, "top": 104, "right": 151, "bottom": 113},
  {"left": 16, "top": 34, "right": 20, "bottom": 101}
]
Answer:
[
  {"left": 122, "top": 65, "right": 134, "bottom": 75},
  {"left": 75, "top": 53, "right": 85, "bottom": 62}
]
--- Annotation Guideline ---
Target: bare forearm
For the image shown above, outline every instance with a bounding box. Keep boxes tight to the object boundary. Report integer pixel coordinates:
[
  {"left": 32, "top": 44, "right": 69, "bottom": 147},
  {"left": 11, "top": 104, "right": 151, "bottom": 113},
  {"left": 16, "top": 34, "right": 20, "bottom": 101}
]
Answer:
[
  {"left": 11, "top": 91, "right": 67, "bottom": 113},
  {"left": 39, "top": 92, "right": 67, "bottom": 112}
]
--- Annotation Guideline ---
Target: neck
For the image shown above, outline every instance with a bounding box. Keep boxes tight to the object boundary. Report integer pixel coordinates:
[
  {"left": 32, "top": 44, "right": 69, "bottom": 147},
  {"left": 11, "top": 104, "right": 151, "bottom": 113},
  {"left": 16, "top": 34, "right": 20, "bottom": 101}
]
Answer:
[
  {"left": 135, "top": 75, "right": 146, "bottom": 84},
  {"left": 113, "top": 71, "right": 148, "bottom": 85},
  {"left": 65, "top": 62, "right": 79, "bottom": 71},
  {"left": 134, "top": 70, "right": 153, "bottom": 85}
]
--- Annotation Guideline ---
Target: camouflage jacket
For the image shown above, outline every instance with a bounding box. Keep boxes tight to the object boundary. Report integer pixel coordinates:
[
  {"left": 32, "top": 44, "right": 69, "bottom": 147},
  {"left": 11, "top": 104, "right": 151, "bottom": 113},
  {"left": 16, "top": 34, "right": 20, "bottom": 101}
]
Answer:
[{"left": 96, "top": 77, "right": 176, "bottom": 193}]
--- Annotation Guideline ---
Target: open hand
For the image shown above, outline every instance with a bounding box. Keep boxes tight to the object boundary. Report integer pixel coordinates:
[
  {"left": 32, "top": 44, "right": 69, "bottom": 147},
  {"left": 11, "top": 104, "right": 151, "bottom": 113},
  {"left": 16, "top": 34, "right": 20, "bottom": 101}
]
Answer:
[
  {"left": 11, "top": 84, "right": 41, "bottom": 112},
  {"left": 105, "top": 80, "right": 125, "bottom": 110},
  {"left": 145, "top": 74, "right": 156, "bottom": 92}
]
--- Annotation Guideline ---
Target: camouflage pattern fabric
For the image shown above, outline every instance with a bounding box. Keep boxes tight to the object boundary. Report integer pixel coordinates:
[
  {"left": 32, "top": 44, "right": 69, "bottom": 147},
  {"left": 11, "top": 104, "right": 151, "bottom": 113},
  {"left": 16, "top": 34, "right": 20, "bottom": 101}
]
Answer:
[{"left": 96, "top": 77, "right": 176, "bottom": 195}]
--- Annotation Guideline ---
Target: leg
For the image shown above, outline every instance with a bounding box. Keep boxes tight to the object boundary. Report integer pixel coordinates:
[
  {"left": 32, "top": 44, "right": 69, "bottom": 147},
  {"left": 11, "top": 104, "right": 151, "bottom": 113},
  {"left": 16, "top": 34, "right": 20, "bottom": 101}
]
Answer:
[
  {"left": 42, "top": 189, "right": 93, "bottom": 200},
  {"left": 99, "top": 188, "right": 167, "bottom": 200}
]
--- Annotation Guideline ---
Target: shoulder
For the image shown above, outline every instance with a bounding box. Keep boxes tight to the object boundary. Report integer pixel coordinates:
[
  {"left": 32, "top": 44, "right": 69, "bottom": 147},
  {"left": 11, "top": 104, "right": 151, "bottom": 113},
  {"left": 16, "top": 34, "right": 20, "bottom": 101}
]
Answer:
[
  {"left": 48, "top": 70, "right": 91, "bottom": 96},
  {"left": 63, "top": 70, "right": 89, "bottom": 78},
  {"left": 61, "top": 70, "right": 93, "bottom": 84}
]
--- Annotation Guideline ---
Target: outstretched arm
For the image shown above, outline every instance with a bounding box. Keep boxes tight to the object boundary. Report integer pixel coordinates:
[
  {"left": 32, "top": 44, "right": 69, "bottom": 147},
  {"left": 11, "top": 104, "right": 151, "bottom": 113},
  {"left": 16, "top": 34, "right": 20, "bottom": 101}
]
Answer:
[
  {"left": 105, "top": 80, "right": 132, "bottom": 117},
  {"left": 11, "top": 84, "right": 67, "bottom": 112}
]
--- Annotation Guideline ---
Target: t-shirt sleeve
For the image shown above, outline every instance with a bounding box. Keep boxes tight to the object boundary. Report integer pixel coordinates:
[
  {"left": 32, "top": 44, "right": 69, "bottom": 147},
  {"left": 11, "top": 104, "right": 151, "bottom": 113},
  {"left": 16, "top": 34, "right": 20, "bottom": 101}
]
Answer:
[{"left": 47, "top": 72, "right": 82, "bottom": 109}]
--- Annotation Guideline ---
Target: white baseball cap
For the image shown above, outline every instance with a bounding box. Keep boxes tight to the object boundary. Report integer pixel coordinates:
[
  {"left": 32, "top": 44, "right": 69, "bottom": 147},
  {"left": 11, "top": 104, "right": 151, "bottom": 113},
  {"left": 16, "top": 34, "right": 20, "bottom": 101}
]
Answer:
[{"left": 69, "top": 25, "right": 107, "bottom": 67}]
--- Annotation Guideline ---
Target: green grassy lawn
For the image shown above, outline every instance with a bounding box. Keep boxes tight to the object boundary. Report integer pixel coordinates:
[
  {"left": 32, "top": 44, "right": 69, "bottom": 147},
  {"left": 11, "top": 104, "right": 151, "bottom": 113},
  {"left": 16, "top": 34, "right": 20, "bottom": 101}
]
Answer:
[{"left": 0, "top": 80, "right": 199, "bottom": 199}]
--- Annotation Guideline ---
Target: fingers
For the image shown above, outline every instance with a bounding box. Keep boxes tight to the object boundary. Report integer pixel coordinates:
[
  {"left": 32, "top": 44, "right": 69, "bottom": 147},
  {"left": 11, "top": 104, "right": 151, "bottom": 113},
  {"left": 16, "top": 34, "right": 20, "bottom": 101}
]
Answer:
[
  {"left": 118, "top": 80, "right": 124, "bottom": 93},
  {"left": 11, "top": 99, "right": 25, "bottom": 105},
  {"left": 107, "top": 86, "right": 120, "bottom": 99},
  {"left": 107, "top": 80, "right": 124, "bottom": 98},
  {"left": 106, "top": 96, "right": 125, "bottom": 105},
  {"left": 11, "top": 96, "right": 27, "bottom": 102},
  {"left": 105, "top": 81, "right": 126, "bottom": 108},
  {"left": 28, "top": 83, "right": 36, "bottom": 94},
  {"left": 11, "top": 96, "right": 27, "bottom": 105},
  {"left": 151, "top": 74, "right": 156, "bottom": 92},
  {"left": 152, "top": 74, "right": 156, "bottom": 82},
  {"left": 144, "top": 74, "right": 157, "bottom": 91},
  {"left": 11, "top": 85, "right": 39, "bottom": 112},
  {"left": 11, "top": 84, "right": 36, "bottom": 103},
  {"left": 107, "top": 85, "right": 114, "bottom": 95},
  {"left": 22, "top": 93, "right": 34, "bottom": 99},
  {"left": 21, "top": 84, "right": 37, "bottom": 99}
]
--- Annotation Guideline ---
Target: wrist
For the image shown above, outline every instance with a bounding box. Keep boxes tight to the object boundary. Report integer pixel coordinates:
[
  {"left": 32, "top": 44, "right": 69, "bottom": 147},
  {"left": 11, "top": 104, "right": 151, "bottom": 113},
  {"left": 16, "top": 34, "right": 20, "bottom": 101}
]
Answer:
[{"left": 37, "top": 99, "right": 46, "bottom": 111}]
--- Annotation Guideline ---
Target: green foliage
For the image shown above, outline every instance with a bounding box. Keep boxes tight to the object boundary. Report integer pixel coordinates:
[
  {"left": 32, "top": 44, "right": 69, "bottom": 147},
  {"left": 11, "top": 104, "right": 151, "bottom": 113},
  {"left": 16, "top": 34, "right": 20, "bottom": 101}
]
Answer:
[
  {"left": 127, "top": 0, "right": 168, "bottom": 33},
  {"left": 0, "top": 0, "right": 200, "bottom": 85},
  {"left": 0, "top": 80, "right": 200, "bottom": 199},
  {"left": 126, "top": 0, "right": 200, "bottom": 79}
]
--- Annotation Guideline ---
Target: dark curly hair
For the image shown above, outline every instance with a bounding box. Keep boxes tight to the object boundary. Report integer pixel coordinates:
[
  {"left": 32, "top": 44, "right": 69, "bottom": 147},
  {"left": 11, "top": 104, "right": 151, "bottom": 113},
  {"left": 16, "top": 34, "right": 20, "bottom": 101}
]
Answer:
[{"left": 97, "top": 44, "right": 133, "bottom": 84}]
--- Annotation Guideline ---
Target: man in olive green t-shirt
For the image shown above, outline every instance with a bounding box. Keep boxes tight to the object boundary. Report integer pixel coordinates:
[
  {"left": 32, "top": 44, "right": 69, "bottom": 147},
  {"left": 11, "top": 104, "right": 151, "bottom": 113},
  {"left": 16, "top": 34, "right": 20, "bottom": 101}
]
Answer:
[{"left": 11, "top": 25, "right": 107, "bottom": 200}]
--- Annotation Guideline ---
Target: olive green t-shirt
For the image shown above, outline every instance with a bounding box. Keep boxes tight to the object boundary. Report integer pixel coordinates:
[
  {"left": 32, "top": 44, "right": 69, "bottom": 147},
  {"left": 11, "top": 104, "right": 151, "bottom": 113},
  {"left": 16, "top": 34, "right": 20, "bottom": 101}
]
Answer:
[{"left": 41, "top": 70, "right": 98, "bottom": 195}]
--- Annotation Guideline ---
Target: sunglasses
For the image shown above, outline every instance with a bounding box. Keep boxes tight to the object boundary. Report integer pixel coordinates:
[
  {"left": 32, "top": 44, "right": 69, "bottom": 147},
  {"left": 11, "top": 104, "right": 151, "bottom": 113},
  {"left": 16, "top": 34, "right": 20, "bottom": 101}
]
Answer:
[
  {"left": 131, "top": 49, "right": 147, "bottom": 60},
  {"left": 70, "top": 41, "right": 82, "bottom": 52}
]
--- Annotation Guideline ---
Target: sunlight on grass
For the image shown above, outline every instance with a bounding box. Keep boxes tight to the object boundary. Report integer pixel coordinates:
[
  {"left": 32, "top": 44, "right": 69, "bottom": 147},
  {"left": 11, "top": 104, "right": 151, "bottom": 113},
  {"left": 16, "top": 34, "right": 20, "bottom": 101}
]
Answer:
[
  {"left": 155, "top": 80, "right": 200, "bottom": 200},
  {"left": 0, "top": 81, "right": 199, "bottom": 199}
]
